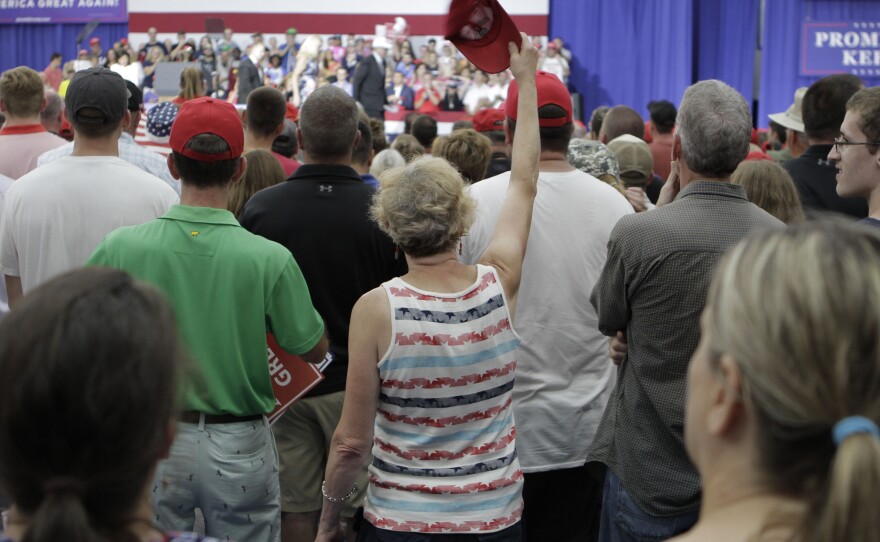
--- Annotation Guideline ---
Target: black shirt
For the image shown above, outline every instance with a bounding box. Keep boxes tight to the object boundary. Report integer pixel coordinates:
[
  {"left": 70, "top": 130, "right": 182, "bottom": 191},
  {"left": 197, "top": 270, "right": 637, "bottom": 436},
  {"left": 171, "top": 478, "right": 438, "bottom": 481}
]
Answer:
[
  {"left": 784, "top": 144, "right": 868, "bottom": 219},
  {"left": 239, "top": 164, "right": 407, "bottom": 396},
  {"left": 484, "top": 152, "right": 511, "bottom": 179}
]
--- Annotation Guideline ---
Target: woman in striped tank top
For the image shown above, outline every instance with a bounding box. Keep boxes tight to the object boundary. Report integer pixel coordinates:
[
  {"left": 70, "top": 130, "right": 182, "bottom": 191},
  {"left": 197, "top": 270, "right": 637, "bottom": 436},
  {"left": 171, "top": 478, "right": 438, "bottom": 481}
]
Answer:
[{"left": 316, "top": 35, "right": 540, "bottom": 542}]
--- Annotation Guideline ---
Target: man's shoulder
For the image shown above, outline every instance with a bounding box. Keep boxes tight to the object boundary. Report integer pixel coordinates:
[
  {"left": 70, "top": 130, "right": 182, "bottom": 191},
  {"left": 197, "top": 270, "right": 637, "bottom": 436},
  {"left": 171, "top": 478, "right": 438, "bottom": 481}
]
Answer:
[
  {"left": 112, "top": 161, "right": 178, "bottom": 196},
  {"left": 7, "top": 161, "right": 62, "bottom": 193},
  {"left": 102, "top": 212, "right": 292, "bottom": 262},
  {"left": 783, "top": 153, "right": 834, "bottom": 179},
  {"left": 37, "top": 141, "right": 74, "bottom": 164},
  {"left": 469, "top": 171, "right": 511, "bottom": 199},
  {"left": 610, "top": 195, "right": 782, "bottom": 248},
  {"left": 606, "top": 199, "right": 698, "bottom": 250},
  {"left": 92, "top": 218, "right": 163, "bottom": 254}
]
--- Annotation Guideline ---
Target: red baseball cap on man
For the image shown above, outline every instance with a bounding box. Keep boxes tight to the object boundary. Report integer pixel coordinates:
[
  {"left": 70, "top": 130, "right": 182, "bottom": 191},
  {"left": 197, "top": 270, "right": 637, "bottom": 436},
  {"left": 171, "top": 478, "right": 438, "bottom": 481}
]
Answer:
[
  {"left": 89, "top": 37, "right": 100, "bottom": 46},
  {"left": 285, "top": 102, "right": 299, "bottom": 122},
  {"left": 473, "top": 108, "right": 506, "bottom": 132},
  {"left": 505, "top": 71, "right": 573, "bottom": 127},
  {"left": 445, "top": 0, "right": 522, "bottom": 74},
  {"left": 170, "top": 97, "right": 244, "bottom": 162}
]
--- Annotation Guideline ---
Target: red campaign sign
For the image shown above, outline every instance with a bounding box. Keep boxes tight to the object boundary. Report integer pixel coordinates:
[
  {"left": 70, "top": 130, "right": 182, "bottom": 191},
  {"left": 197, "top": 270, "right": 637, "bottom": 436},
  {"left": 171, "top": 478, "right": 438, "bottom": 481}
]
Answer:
[{"left": 267, "top": 333, "right": 325, "bottom": 424}]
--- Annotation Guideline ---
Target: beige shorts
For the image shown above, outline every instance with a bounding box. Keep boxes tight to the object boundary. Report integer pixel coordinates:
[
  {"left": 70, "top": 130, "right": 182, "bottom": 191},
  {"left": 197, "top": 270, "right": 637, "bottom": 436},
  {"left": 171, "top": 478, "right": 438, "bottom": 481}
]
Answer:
[{"left": 272, "top": 390, "right": 368, "bottom": 516}]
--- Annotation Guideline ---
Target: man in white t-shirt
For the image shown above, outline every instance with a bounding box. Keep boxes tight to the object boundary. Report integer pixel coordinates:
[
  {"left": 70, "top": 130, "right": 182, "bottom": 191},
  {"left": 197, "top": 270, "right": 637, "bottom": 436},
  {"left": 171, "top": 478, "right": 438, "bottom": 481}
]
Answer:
[
  {"left": 461, "top": 71, "right": 632, "bottom": 542},
  {"left": 37, "top": 80, "right": 179, "bottom": 193},
  {"left": 463, "top": 69, "right": 500, "bottom": 115},
  {"left": 0, "top": 67, "right": 178, "bottom": 307}
]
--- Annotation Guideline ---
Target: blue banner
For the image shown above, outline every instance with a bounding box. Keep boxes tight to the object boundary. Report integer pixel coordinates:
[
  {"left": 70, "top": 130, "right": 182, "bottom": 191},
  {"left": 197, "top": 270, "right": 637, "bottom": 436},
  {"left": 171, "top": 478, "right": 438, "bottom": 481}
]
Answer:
[
  {"left": 0, "top": 0, "right": 127, "bottom": 24},
  {"left": 802, "top": 21, "right": 880, "bottom": 77}
]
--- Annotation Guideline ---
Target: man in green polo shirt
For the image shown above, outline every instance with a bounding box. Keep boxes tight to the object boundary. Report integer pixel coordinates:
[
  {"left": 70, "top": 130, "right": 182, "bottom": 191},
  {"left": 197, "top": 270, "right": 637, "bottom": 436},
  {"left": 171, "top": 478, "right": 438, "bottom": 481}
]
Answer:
[{"left": 88, "top": 96, "right": 328, "bottom": 542}]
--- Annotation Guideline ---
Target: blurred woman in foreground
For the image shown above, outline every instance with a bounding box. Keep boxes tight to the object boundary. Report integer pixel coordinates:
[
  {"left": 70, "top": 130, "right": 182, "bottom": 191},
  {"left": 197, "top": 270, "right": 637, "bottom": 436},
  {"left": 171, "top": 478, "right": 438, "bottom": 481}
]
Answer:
[
  {"left": 677, "top": 221, "right": 880, "bottom": 542},
  {"left": 0, "top": 268, "right": 218, "bottom": 542},
  {"left": 316, "top": 35, "right": 540, "bottom": 542}
]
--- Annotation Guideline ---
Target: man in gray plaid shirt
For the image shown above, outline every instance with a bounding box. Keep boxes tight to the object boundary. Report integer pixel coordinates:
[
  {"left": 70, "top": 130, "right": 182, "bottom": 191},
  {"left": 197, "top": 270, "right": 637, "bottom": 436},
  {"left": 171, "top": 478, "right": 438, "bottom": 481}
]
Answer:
[{"left": 589, "top": 80, "right": 783, "bottom": 542}]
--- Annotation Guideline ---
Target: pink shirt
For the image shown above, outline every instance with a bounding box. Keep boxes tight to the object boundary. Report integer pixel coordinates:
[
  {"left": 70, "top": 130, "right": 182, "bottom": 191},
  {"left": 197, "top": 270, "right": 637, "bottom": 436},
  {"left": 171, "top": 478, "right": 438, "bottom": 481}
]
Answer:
[
  {"left": 0, "top": 125, "right": 67, "bottom": 179},
  {"left": 42, "top": 66, "right": 62, "bottom": 91}
]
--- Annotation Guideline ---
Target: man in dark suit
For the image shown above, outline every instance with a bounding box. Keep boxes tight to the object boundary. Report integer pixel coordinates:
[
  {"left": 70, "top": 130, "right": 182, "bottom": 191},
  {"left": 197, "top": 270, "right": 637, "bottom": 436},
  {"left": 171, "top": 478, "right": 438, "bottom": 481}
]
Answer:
[
  {"left": 237, "top": 43, "right": 266, "bottom": 105},
  {"left": 353, "top": 36, "right": 391, "bottom": 119},
  {"left": 385, "top": 71, "right": 414, "bottom": 110}
]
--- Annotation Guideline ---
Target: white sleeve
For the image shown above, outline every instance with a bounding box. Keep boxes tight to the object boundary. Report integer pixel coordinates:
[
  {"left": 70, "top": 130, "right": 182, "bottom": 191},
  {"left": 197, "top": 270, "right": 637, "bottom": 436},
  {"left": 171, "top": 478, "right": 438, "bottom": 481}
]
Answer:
[{"left": 0, "top": 188, "right": 20, "bottom": 277}]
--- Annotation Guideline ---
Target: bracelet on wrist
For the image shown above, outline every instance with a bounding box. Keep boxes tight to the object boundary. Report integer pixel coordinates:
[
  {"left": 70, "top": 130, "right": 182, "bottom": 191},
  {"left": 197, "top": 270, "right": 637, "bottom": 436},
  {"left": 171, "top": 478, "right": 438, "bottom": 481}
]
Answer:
[{"left": 321, "top": 480, "right": 358, "bottom": 503}]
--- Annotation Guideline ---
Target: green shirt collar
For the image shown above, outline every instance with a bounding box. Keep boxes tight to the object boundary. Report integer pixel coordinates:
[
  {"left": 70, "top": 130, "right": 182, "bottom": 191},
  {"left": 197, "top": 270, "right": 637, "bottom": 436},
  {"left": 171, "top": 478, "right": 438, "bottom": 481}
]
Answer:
[{"left": 160, "top": 205, "right": 241, "bottom": 226}]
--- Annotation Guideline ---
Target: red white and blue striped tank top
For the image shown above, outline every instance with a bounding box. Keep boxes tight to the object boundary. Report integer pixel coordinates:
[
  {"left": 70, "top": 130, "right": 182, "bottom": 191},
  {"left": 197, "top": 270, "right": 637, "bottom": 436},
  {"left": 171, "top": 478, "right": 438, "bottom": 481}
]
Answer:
[{"left": 364, "top": 265, "right": 524, "bottom": 533}]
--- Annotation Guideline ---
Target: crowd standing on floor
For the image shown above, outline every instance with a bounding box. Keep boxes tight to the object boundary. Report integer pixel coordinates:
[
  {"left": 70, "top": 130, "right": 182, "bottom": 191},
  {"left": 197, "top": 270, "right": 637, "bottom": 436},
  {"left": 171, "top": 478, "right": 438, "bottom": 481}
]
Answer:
[{"left": 2, "top": 7, "right": 880, "bottom": 542}]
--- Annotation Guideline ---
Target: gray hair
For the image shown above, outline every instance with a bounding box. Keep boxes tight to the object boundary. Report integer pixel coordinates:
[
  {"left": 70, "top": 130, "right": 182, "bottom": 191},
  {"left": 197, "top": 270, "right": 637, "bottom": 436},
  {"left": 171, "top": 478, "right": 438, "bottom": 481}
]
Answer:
[
  {"left": 40, "top": 89, "right": 63, "bottom": 123},
  {"left": 676, "top": 80, "right": 751, "bottom": 178},
  {"left": 370, "top": 149, "right": 406, "bottom": 179},
  {"left": 299, "top": 85, "right": 359, "bottom": 162}
]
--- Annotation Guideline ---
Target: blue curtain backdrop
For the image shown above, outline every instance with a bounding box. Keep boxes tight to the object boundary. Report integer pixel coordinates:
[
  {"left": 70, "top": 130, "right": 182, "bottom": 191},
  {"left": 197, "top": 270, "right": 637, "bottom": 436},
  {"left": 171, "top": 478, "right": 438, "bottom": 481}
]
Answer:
[
  {"left": 759, "top": 0, "right": 880, "bottom": 128},
  {"left": 695, "top": 0, "right": 761, "bottom": 109},
  {"left": 0, "top": 23, "right": 128, "bottom": 74},
  {"left": 549, "top": 0, "right": 695, "bottom": 122}
]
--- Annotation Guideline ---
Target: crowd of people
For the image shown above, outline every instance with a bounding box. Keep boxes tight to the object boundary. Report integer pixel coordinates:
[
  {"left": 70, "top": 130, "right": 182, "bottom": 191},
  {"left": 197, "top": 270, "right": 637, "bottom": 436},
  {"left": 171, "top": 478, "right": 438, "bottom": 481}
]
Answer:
[
  {"left": 1, "top": 9, "right": 880, "bottom": 542},
  {"left": 36, "top": 28, "right": 571, "bottom": 117}
]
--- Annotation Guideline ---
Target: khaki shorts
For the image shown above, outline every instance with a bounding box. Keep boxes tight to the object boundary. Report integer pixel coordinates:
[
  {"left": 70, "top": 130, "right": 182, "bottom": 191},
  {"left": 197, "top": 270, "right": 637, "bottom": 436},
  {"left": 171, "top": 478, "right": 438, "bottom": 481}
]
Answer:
[{"left": 272, "top": 390, "right": 368, "bottom": 516}]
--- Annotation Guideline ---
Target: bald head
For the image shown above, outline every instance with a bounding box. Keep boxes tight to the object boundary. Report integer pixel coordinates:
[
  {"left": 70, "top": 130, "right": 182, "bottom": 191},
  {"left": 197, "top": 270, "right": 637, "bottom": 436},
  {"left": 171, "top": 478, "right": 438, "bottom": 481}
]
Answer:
[
  {"left": 299, "top": 85, "right": 359, "bottom": 163},
  {"left": 600, "top": 105, "right": 645, "bottom": 143}
]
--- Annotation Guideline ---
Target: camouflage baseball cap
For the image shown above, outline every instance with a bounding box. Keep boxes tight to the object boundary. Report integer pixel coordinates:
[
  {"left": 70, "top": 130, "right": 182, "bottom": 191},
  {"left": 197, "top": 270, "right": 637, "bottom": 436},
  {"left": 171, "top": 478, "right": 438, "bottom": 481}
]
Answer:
[{"left": 567, "top": 139, "right": 620, "bottom": 179}]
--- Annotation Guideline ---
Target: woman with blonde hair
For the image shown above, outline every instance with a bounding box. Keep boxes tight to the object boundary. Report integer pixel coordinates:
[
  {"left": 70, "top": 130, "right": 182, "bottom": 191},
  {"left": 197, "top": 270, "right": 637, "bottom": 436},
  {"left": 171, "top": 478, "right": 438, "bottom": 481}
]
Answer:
[
  {"left": 171, "top": 66, "right": 205, "bottom": 105},
  {"left": 227, "top": 149, "right": 287, "bottom": 217},
  {"left": 731, "top": 159, "right": 804, "bottom": 223},
  {"left": 677, "top": 221, "right": 880, "bottom": 542},
  {"left": 316, "top": 35, "right": 539, "bottom": 542},
  {"left": 290, "top": 34, "right": 322, "bottom": 107}
]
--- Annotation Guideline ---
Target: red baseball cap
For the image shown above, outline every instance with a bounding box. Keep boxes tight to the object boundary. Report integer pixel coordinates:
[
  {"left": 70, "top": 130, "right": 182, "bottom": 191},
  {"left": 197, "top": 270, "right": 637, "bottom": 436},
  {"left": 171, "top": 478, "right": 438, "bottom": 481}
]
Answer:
[
  {"left": 505, "top": 71, "right": 573, "bottom": 127},
  {"left": 170, "top": 97, "right": 244, "bottom": 162},
  {"left": 89, "top": 37, "right": 100, "bottom": 45},
  {"left": 473, "top": 108, "right": 506, "bottom": 132},
  {"left": 285, "top": 102, "right": 299, "bottom": 122},
  {"left": 445, "top": 0, "right": 522, "bottom": 74}
]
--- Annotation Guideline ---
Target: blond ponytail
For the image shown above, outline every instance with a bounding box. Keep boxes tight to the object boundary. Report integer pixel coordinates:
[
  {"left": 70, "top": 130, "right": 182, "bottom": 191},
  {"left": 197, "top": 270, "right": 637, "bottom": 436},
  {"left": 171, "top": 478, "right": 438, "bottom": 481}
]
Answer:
[
  {"left": 811, "top": 432, "right": 880, "bottom": 542},
  {"left": 706, "top": 221, "right": 880, "bottom": 542}
]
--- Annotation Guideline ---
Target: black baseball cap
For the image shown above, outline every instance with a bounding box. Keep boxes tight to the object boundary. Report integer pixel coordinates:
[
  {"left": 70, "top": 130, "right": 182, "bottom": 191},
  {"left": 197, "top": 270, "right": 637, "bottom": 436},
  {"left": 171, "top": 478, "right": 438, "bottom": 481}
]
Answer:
[
  {"left": 126, "top": 80, "right": 143, "bottom": 112},
  {"left": 65, "top": 67, "right": 129, "bottom": 125}
]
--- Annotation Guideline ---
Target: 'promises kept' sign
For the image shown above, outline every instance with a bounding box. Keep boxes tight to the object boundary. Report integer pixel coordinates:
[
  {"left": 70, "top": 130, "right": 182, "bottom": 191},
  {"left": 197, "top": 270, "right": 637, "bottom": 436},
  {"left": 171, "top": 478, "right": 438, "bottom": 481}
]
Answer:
[{"left": 802, "top": 21, "right": 880, "bottom": 77}]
